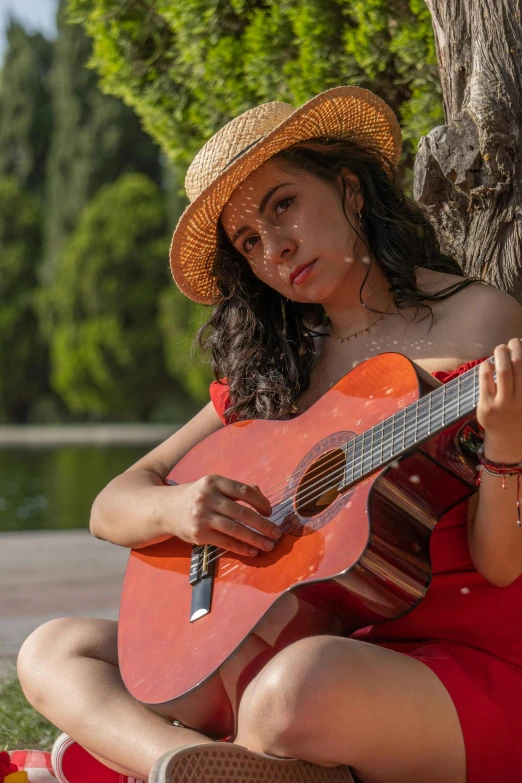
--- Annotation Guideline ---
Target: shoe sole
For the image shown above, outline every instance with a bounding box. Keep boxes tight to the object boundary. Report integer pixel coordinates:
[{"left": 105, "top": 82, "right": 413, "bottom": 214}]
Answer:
[{"left": 150, "top": 742, "right": 354, "bottom": 783}]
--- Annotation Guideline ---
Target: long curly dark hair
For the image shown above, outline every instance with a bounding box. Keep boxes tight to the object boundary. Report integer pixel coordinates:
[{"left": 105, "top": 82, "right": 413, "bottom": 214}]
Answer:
[{"left": 198, "top": 138, "right": 482, "bottom": 422}]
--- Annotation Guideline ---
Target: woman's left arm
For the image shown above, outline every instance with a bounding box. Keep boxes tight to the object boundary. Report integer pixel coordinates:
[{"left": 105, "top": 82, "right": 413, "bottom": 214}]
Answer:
[{"left": 468, "top": 303, "right": 522, "bottom": 585}]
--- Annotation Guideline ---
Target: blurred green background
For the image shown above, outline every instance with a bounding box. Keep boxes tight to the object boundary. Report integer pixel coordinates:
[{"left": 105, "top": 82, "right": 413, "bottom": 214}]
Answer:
[{"left": 0, "top": 0, "right": 444, "bottom": 531}]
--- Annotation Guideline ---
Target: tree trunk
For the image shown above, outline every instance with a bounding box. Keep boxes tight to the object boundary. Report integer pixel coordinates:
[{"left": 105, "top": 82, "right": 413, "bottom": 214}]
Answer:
[{"left": 413, "top": 0, "right": 522, "bottom": 299}]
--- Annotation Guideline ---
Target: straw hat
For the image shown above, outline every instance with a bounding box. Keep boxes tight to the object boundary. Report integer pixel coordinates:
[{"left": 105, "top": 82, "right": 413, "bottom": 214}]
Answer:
[{"left": 170, "top": 86, "right": 402, "bottom": 304}]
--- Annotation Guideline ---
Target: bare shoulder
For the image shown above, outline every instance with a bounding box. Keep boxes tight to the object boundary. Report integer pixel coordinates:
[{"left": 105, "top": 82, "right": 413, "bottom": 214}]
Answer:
[
  {"left": 437, "top": 278, "right": 522, "bottom": 353},
  {"left": 419, "top": 270, "right": 522, "bottom": 359},
  {"left": 409, "top": 269, "right": 522, "bottom": 373}
]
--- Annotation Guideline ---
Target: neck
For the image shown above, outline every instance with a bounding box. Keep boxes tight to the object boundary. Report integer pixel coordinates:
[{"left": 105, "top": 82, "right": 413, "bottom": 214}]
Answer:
[{"left": 324, "top": 255, "right": 395, "bottom": 336}]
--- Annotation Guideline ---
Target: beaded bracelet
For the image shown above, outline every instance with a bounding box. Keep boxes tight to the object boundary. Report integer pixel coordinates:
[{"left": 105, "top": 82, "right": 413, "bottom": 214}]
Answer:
[{"left": 476, "top": 445, "right": 522, "bottom": 527}]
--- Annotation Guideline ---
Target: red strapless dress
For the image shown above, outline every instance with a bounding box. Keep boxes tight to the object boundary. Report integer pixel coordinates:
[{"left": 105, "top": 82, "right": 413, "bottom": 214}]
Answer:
[{"left": 210, "top": 359, "right": 522, "bottom": 783}]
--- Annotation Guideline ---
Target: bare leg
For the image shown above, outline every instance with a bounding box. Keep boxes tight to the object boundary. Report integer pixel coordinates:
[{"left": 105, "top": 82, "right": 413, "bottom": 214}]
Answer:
[
  {"left": 235, "top": 636, "right": 467, "bottom": 783},
  {"left": 17, "top": 617, "right": 212, "bottom": 780}
]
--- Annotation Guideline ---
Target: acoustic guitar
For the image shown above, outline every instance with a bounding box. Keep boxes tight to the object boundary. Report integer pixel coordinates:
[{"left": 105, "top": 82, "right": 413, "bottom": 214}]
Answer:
[{"left": 118, "top": 351, "right": 486, "bottom": 737}]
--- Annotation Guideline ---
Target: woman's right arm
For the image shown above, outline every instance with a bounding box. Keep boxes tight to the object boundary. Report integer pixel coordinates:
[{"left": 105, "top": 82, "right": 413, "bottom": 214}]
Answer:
[{"left": 89, "top": 401, "right": 281, "bottom": 555}]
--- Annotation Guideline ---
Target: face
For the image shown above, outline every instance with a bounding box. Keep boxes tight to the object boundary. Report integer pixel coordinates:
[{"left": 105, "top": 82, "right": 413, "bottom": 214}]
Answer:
[{"left": 220, "top": 158, "right": 368, "bottom": 304}]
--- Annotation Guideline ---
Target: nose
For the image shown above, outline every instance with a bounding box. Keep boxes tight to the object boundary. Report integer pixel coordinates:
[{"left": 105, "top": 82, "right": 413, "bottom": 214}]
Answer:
[{"left": 263, "top": 228, "right": 296, "bottom": 265}]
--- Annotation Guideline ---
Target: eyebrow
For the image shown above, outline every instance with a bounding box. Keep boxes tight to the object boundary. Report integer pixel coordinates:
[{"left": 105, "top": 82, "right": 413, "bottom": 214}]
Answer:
[{"left": 231, "top": 182, "right": 292, "bottom": 245}]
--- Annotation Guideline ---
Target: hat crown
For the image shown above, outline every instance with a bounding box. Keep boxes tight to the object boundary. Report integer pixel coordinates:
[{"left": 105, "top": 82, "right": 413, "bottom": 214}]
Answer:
[{"left": 185, "top": 102, "right": 294, "bottom": 203}]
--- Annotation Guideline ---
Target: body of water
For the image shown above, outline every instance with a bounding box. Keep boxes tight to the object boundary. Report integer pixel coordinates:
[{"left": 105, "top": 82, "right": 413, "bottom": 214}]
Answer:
[{"left": 0, "top": 445, "right": 147, "bottom": 532}]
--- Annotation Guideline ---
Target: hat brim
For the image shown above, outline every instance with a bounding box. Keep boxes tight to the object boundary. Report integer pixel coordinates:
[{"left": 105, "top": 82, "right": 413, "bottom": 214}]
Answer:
[{"left": 170, "top": 86, "right": 402, "bottom": 304}]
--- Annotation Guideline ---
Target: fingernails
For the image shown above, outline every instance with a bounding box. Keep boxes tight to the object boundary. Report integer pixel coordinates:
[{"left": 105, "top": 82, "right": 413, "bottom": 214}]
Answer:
[{"left": 263, "top": 540, "right": 276, "bottom": 551}]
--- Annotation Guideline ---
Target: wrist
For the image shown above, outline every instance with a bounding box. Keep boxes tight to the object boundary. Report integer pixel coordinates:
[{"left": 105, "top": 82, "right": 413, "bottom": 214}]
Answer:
[{"left": 482, "top": 435, "right": 522, "bottom": 465}]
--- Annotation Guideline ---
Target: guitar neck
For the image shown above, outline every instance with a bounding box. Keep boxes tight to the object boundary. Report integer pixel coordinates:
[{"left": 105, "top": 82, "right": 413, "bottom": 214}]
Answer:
[{"left": 339, "top": 357, "right": 492, "bottom": 490}]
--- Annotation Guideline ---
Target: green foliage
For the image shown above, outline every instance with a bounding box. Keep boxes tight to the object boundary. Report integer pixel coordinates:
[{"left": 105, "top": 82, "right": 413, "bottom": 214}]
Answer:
[
  {"left": 0, "top": 22, "right": 53, "bottom": 198},
  {"left": 43, "top": 0, "right": 162, "bottom": 279},
  {"left": 158, "top": 287, "right": 213, "bottom": 404},
  {"left": 45, "top": 172, "right": 188, "bottom": 420},
  {"left": 67, "top": 0, "right": 444, "bottom": 171},
  {"left": 0, "top": 178, "right": 50, "bottom": 423},
  {"left": 0, "top": 678, "right": 60, "bottom": 751}
]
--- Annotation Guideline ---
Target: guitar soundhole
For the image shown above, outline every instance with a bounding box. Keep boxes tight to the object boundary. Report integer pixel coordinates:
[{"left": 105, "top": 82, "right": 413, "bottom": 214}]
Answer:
[{"left": 295, "top": 448, "right": 345, "bottom": 518}]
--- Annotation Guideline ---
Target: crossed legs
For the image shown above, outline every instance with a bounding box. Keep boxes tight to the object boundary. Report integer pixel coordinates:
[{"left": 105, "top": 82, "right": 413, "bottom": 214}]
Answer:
[{"left": 17, "top": 618, "right": 466, "bottom": 783}]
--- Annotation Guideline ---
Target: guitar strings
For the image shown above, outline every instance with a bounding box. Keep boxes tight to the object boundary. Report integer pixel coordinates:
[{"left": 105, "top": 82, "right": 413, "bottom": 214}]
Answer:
[
  {"left": 195, "top": 367, "right": 484, "bottom": 562},
  {"left": 201, "top": 374, "right": 482, "bottom": 573},
  {"left": 194, "top": 373, "right": 479, "bottom": 570},
  {"left": 202, "top": 364, "right": 481, "bottom": 526}
]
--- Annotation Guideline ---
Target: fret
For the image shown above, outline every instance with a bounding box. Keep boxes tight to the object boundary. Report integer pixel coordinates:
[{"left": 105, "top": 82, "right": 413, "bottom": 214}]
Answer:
[
  {"left": 391, "top": 409, "right": 404, "bottom": 454},
  {"left": 368, "top": 426, "right": 376, "bottom": 471},
  {"left": 404, "top": 401, "right": 419, "bottom": 450},
  {"left": 338, "top": 361, "right": 491, "bottom": 492},
  {"left": 372, "top": 421, "right": 384, "bottom": 470},
  {"left": 416, "top": 395, "right": 431, "bottom": 441},
  {"left": 381, "top": 416, "right": 395, "bottom": 462},
  {"left": 431, "top": 387, "right": 445, "bottom": 431},
  {"left": 463, "top": 372, "right": 477, "bottom": 413},
  {"left": 390, "top": 412, "right": 396, "bottom": 456},
  {"left": 346, "top": 437, "right": 355, "bottom": 484},
  {"left": 361, "top": 430, "right": 371, "bottom": 474},
  {"left": 353, "top": 434, "right": 364, "bottom": 480}
]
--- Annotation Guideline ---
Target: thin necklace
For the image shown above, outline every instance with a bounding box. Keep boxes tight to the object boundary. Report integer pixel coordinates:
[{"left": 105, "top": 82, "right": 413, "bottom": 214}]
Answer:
[{"left": 329, "top": 312, "right": 385, "bottom": 343}]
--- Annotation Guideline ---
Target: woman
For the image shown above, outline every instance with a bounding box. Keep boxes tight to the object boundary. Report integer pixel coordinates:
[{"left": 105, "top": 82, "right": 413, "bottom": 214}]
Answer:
[{"left": 17, "top": 87, "right": 522, "bottom": 783}]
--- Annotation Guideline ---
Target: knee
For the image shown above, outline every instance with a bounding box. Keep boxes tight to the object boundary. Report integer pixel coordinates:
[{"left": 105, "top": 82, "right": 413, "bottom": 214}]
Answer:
[
  {"left": 238, "top": 636, "right": 344, "bottom": 756},
  {"left": 17, "top": 617, "right": 82, "bottom": 706}
]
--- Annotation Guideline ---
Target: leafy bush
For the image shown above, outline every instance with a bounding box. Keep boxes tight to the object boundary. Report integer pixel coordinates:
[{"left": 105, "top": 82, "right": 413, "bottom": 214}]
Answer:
[{"left": 67, "top": 0, "right": 444, "bottom": 172}]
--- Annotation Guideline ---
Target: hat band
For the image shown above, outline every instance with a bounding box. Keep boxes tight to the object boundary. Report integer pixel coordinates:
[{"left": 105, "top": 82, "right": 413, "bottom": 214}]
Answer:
[{"left": 222, "top": 135, "right": 265, "bottom": 171}]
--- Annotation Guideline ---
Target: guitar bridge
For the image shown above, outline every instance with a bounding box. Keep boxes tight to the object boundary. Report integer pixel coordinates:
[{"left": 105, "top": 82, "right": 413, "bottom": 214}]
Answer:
[{"left": 189, "top": 544, "right": 217, "bottom": 622}]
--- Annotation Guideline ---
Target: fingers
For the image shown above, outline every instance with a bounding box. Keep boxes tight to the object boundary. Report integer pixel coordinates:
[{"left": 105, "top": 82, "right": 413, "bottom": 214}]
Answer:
[
  {"left": 210, "top": 511, "right": 279, "bottom": 553},
  {"left": 201, "top": 524, "right": 264, "bottom": 558},
  {"left": 216, "top": 495, "right": 281, "bottom": 541},
  {"left": 479, "top": 358, "right": 496, "bottom": 403},
  {"left": 220, "top": 478, "right": 273, "bottom": 517},
  {"left": 187, "top": 475, "right": 280, "bottom": 556},
  {"left": 493, "top": 343, "right": 514, "bottom": 403},
  {"left": 485, "top": 339, "right": 522, "bottom": 404},
  {"left": 509, "top": 337, "right": 522, "bottom": 397}
]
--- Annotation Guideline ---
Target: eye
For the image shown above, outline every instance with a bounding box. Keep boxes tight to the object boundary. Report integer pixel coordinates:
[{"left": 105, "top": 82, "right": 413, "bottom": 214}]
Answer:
[
  {"left": 242, "top": 235, "right": 259, "bottom": 253},
  {"left": 274, "top": 196, "right": 294, "bottom": 216},
  {"left": 240, "top": 195, "right": 295, "bottom": 254}
]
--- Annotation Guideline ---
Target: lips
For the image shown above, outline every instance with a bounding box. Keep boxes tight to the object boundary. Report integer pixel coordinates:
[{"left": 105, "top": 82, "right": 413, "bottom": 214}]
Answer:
[{"left": 289, "top": 260, "right": 317, "bottom": 285}]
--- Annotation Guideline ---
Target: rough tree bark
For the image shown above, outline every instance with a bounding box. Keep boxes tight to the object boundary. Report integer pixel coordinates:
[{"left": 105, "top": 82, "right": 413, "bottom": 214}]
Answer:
[{"left": 414, "top": 0, "right": 522, "bottom": 300}]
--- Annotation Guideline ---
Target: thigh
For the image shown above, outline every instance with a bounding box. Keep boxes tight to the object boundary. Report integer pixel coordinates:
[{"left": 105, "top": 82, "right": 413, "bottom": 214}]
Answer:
[{"left": 236, "top": 636, "right": 466, "bottom": 783}]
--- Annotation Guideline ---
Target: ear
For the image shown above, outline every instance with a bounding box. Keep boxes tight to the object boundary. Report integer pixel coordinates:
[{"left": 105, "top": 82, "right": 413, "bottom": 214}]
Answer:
[{"left": 339, "top": 168, "right": 363, "bottom": 212}]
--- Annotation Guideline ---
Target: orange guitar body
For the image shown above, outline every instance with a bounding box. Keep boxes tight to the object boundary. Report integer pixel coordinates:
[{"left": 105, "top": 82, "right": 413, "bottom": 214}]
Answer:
[{"left": 118, "top": 353, "right": 478, "bottom": 737}]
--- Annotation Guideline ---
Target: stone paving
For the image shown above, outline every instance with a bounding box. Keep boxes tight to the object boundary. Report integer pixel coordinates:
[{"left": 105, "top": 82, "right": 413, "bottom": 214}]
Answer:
[{"left": 0, "top": 529, "right": 128, "bottom": 679}]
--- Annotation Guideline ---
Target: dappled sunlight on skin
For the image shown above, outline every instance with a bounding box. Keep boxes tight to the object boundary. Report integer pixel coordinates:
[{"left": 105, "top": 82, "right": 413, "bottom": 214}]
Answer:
[
  {"left": 219, "top": 156, "right": 493, "bottom": 407},
  {"left": 219, "top": 158, "right": 393, "bottom": 332}
]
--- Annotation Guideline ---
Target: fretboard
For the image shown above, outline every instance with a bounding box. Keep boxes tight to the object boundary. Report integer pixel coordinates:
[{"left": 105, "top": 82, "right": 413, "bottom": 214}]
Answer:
[{"left": 339, "top": 358, "right": 492, "bottom": 489}]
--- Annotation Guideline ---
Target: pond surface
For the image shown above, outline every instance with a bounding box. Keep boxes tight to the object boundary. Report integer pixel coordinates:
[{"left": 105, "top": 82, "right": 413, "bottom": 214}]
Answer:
[{"left": 0, "top": 446, "right": 147, "bottom": 532}]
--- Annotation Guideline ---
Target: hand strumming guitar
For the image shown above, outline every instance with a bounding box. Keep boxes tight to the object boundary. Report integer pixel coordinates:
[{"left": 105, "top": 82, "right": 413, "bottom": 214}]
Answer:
[{"left": 168, "top": 475, "right": 280, "bottom": 557}]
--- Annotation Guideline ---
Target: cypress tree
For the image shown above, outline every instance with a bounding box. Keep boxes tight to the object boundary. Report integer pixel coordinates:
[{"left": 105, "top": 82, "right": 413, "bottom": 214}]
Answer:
[
  {"left": 0, "top": 178, "right": 50, "bottom": 423},
  {"left": 0, "top": 21, "right": 53, "bottom": 199},
  {"left": 43, "top": 0, "right": 162, "bottom": 280}
]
